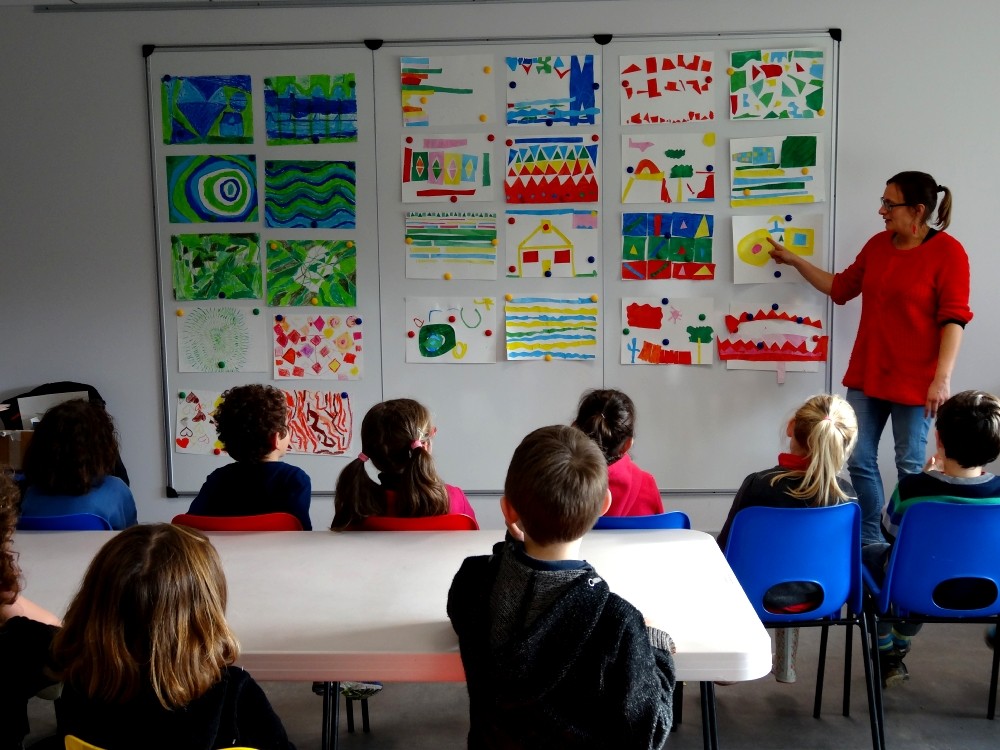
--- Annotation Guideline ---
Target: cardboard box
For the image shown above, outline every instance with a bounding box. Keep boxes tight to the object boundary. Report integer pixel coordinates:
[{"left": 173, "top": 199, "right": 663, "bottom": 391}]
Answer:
[{"left": 0, "top": 431, "right": 33, "bottom": 471}]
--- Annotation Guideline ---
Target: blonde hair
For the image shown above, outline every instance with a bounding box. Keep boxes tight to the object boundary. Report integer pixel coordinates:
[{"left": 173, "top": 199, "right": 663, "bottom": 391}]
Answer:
[
  {"left": 52, "top": 523, "right": 239, "bottom": 710},
  {"left": 772, "top": 394, "right": 858, "bottom": 505}
]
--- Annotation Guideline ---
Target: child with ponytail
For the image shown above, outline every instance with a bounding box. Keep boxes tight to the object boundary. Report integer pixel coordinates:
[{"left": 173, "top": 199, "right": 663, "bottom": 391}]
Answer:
[
  {"left": 331, "top": 398, "right": 474, "bottom": 530},
  {"left": 717, "top": 393, "right": 859, "bottom": 683}
]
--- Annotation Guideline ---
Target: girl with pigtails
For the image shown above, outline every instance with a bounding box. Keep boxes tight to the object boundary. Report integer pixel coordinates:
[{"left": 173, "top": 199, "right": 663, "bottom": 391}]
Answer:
[{"left": 330, "top": 398, "right": 474, "bottom": 530}]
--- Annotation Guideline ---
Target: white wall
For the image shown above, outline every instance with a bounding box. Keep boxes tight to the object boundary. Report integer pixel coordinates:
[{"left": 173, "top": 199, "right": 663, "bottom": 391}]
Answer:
[{"left": 2, "top": 0, "right": 997, "bottom": 531}]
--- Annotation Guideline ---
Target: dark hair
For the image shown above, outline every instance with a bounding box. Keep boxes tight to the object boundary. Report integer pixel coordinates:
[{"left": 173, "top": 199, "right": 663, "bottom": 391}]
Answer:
[
  {"left": 23, "top": 399, "right": 120, "bottom": 495},
  {"left": 504, "top": 425, "right": 607, "bottom": 546},
  {"left": 331, "top": 398, "right": 448, "bottom": 530},
  {"left": 888, "top": 171, "right": 952, "bottom": 230},
  {"left": 935, "top": 390, "right": 1000, "bottom": 469},
  {"left": 0, "top": 472, "right": 22, "bottom": 607},
  {"left": 52, "top": 523, "right": 239, "bottom": 710},
  {"left": 573, "top": 388, "right": 636, "bottom": 464},
  {"left": 214, "top": 384, "right": 289, "bottom": 462}
]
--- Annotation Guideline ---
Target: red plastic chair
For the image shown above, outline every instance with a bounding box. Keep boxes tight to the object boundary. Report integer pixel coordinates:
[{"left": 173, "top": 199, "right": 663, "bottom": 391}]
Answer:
[
  {"left": 170, "top": 512, "right": 304, "bottom": 531},
  {"left": 353, "top": 513, "right": 479, "bottom": 531}
]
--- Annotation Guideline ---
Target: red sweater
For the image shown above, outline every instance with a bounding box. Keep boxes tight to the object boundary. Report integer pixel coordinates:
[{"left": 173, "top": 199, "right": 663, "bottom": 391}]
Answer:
[
  {"left": 830, "top": 230, "right": 972, "bottom": 406},
  {"left": 606, "top": 454, "right": 664, "bottom": 517}
]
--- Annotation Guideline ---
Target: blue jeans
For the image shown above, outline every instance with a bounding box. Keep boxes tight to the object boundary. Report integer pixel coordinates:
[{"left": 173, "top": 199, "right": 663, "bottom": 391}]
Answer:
[{"left": 846, "top": 388, "right": 931, "bottom": 545}]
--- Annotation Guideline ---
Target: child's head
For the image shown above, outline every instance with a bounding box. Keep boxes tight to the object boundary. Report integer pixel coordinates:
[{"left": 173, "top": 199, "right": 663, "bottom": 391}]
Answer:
[
  {"left": 331, "top": 398, "right": 447, "bottom": 529},
  {"left": 573, "top": 388, "right": 636, "bottom": 463},
  {"left": 503, "top": 425, "right": 609, "bottom": 546},
  {"left": 23, "top": 398, "right": 120, "bottom": 495},
  {"left": 0, "top": 472, "right": 22, "bottom": 606},
  {"left": 215, "top": 384, "right": 289, "bottom": 462},
  {"left": 779, "top": 394, "right": 858, "bottom": 505},
  {"left": 53, "top": 523, "right": 238, "bottom": 710},
  {"left": 934, "top": 390, "right": 1000, "bottom": 469}
]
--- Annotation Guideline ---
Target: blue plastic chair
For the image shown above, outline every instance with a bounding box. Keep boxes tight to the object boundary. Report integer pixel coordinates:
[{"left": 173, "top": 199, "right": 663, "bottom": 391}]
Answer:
[
  {"left": 592, "top": 510, "right": 691, "bottom": 530},
  {"left": 17, "top": 513, "right": 112, "bottom": 531},
  {"left": 863, "top": 501, "right": 1000, "bottom": 743},
  {"left": 725, "top": 503, "right": 879, "bottom": 750}
]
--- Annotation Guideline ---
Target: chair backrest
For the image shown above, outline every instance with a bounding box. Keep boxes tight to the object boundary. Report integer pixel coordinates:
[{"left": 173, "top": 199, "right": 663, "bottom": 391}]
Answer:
[
  {"left": 354, "top": 513, "right": 479, "bottom": 531},
  {"left": 592, "top": 511, "right": 691, "bottom": 530},
  {"left": 724, "top": 502, "right": 862, "bottom": 622},
  {"left": 17, "top": 513, "right": 112, "bottom": 531},
  {"left": 171, "top": 512, "right": 304, "bottom": 531},
  {"left": 879, "top": 501, "right": 1000, "bottom": 618}
]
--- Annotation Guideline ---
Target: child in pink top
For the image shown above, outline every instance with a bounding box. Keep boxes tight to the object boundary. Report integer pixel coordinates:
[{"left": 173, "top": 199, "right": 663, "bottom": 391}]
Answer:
[
  {"left": 573, "top": 389, "right": 663, "bottom": 517},
  {"left": 331, "top": 398, "right": 474, "bottom": 529}
]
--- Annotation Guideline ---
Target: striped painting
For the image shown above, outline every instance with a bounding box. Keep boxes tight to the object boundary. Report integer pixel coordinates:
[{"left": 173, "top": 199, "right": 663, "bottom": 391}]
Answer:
[
  {"left": 264, "top": 160, "right": 356, "bottom": 229},
  {"left": 505, "top": 295, "right": 599, "bottom": 361},
  {"left": 405, "top": 212, "right": 497, "bottom": 280}
]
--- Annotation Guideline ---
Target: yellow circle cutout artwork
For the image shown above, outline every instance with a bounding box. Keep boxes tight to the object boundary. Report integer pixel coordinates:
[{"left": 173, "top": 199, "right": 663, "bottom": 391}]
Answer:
[
  {"left": 736, "top": 228, "right": 775, "bottom": 267},
  {"left": 702, "top": 133, "right": 716, "bottom": 147}
]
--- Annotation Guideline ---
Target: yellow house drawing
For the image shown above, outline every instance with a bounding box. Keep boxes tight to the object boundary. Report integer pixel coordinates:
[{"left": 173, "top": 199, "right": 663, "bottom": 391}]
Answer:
[{"left": 517, "top": 220, "right": 577, "bottom": 277}]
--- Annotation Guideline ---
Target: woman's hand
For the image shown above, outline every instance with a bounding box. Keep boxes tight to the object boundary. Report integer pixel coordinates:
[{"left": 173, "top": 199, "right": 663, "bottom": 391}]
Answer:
[
  {"left": 925, "top": 374, "right": 950, "bottom": 418},
  {"left": 767, "top": 237, "right": 797, "bottom": 265}
]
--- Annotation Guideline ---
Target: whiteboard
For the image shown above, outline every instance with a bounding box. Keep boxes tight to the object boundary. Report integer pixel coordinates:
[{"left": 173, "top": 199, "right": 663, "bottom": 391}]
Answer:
[{"left": 150, "top": 32, "right": 838, "bottom": 495}]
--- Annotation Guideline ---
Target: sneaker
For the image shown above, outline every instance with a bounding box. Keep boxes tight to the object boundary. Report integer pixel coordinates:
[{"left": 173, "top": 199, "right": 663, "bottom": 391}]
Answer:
[
  {"left": 986, "top": 626, "right": 996, "bottom": 650},
  {"left": 879, "top": 651, "right": 909, "bottom": 689},
  {"left": 340, "top": 681, "right": 384, "bottom": 700}
]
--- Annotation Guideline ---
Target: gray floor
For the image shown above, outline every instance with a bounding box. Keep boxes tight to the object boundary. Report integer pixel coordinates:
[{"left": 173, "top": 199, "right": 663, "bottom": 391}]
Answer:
[{"left": 24, "top": 622, "right": 1000, "bottom": 749}]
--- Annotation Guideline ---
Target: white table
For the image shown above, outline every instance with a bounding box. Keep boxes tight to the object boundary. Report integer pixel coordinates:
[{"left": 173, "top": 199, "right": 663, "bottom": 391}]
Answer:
[{"left": 16, "top": 528, "right": 770, "bottom": 748}]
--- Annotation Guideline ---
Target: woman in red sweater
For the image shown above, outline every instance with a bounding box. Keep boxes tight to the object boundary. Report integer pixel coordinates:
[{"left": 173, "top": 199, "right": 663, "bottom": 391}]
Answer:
[{"left": 768, "top": 171, "right": 972, "bottom": 544}]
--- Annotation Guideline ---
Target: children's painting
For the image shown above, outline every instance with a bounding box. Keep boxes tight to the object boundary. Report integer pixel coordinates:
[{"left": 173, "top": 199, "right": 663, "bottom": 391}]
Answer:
[
  {"left": 264, "top": 73, "right": 358, "bottom": 144},
  {"left": 177, "top": 306, "right": 268, "bottom": 373},
  {"left": 401, "top": 55, "right": 495, "bottom": 127},
  {"left": 731, "top": 213, "right": 824, "bottom": 284},
  {"left": 505, "top": 135, "right": 599, "bottom": 204},
  {"left": 505, "top": 54, "right": 600, "bottom": 126},
  {"left": 265, "top": 239, "right": 357, "bottom": 307},
  {"left": 621, "top": 297, "right": 715, "bottom": 366},
  {"left": 620, "top": 53, "right": 714, "bottom": 125},
  {"left": 264, "top": 160, "right": 356, "bottom": 228},
  {"left": 161, "top": 74, "right": 253, "bottom": 145},
  {"left": 729, "top": 49, "right": 825, "bottom": 120},
  {"left": 174, "top": 389, "right": 223, "bottom": 454},
  {"left": 621, "top": 133, "right": 715, "bottom": 204},
  {"left": 621, "top": 212, "right": 714, "bottom": 281},
  {"left": 405, "top": 297, "right": 497, "bottom": 364},
  {"left": 505, "top": 208, "right": 599, "bottom": 278},
  {"left": 171, "top": 233, "right": 262, "bottom": 301},
  {"left": 730, "top": 134, "right": 824, "bottom": 206},
  {"left": 402, "top": 133, "right": 494, "bottom": 203},
  {"left": 717, "top": 304, "right": 828, "bottom": 383},
  {"left": 405, "top": 213, "right": 498, "bottom": 280},
  {"left": 272, "top": 313, "right": 363, "bottom": 380},
  {"left": 284, "top": 389, "right": 353, "bottom": 455},
  {"left": 167, "top": 155, "right": 258, "bottom": 224},
  {"left": 505, "top": 295, "right": 599, "bottom": 361}
]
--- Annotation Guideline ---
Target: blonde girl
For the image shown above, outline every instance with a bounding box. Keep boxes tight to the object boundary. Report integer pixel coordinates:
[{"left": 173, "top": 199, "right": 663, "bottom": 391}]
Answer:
[{"left": 331, "top": 398, "right": 475, "bottom": 530}]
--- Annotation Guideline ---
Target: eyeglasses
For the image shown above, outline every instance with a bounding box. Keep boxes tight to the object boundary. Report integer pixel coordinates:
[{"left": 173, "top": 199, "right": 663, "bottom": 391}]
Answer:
[{"left": 879, "top": 198, "right": 911, "bottom": 211}]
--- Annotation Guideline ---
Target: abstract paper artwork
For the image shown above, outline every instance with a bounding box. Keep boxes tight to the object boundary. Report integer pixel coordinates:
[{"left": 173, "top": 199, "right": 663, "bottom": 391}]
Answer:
[
  {"left": 167, "top": 155, "right": 258, "bottom": 224},
  {"left": 505, "top": 54, "right": 600, "bottom": 126},
  {"left": 717, "top": 304, "right": 827, "bottom": 381},
  {"left": 264, "top": 160, "right": 356, "bottom": 228},
  {"left": 505, "top": 295, "right": 599, "bottom": 361},
  {"left": 621, "top": 212, "right": 714, "bottom": 281},
  {"left": 177, "top": 306, "right": 267, "bottom": 373},
  {"left": 265, "top": 239, "right": 357, "bottom": 306},
  {"left": 621, "top": 297, "right": 715, "bottom": 365},
  {"left": 264, "top": 73, "right": 358, "bottom": 144},
  {"left": 731, "top": 213, "right": 823, "bottom": 284},
  {"left": 505, "top": 135, "right": 599, "bottom": 204},
  {"left": 401, "top": 55, "right": 495, "bottom": 127},
  {"left": 402, "top": 133, "right": 494, "bottom": 203},
  {"left": 620, "top": 53, "right": 714, "bottom": 125},
  {"left": 405, "top": 297, "right": 497, "bottom": 364},
  {"left": 729, "top": 49, "right": 825, "bottom": 120},
  {"left": 730, "top": 134, "right": 824, "bottom": 206},
  {"left": 405, "top": 213, "right": 498, "bottom": 280},
  {"left": 272, "top": 313, "right": 363, "bottom": 380},
  {"left": 505, "top": 208, "right": 599, "bottom": 278},
  {"left": 161, "top": 75, "right": 253, "bottom": 145},
  {"left": 174, "top": 389, "right": 223, "bottom": 454},
  {"left": 621, "top": 133, "right": 715, "bottom": 204},
  {"left": 284, "top": 389, "right": 353, "bottom": 455},
  {"left": 171, "top": 233, "right": 263, "bottom": 301}
]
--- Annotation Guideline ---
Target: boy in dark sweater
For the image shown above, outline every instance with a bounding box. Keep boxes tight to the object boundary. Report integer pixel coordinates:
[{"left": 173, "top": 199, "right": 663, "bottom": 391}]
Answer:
[{"left": 447, "top": 425, "right": 675, "bottom": 749}]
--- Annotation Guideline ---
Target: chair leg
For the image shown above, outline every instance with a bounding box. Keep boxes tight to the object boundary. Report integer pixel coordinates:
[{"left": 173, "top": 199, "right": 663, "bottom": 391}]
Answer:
[
  {"left": 345, "top": 698, "right": 355, "bottom": 733},
  {"left": 317, "top": 681, "right": 341, "bottom": 750},
  {"left": 990, "top": 619, "right": 1000, "bottom": 720},
  {"left": 864, "top": 612, "right": 885, "bottom": 750},
  {"left": 361, "top": 697, "right": 371, "bottom": 733},
  {"left": 813, "top": 624, "right": 829, "bottom": 718},
  {"left": 843, "top": 620, "right": 854, "bottom": 717},
  {"left": 671, "top": 681, "right": 683, "bottom": 732},
  {"left": 699, "top": 681, "right": 719, "bottom": 750}
]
